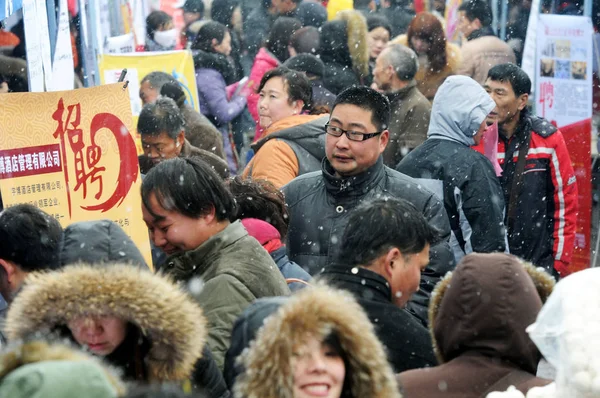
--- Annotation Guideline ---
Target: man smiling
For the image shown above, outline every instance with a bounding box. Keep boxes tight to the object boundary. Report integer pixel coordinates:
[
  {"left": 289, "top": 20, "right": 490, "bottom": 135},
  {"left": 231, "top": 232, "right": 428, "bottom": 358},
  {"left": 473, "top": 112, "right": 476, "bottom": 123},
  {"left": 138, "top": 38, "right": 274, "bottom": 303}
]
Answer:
[{"left": 282, "top": 86, "right": 455, "bottom": 325}]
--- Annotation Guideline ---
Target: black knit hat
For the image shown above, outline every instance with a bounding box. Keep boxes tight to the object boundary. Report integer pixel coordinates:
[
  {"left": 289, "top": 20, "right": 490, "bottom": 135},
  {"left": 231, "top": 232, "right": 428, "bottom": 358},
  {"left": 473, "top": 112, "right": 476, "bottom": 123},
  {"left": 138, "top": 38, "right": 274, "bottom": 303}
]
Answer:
[{"left": 283, "top": 54, "right": 325, "bottom": 79}]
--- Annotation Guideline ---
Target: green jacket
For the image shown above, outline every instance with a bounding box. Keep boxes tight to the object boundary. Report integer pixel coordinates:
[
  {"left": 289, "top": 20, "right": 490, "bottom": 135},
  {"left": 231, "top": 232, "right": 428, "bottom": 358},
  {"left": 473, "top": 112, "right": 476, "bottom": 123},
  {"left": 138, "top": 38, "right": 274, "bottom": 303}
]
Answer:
[{"left": 163, "top": 221, "right": 290, "bottom": 370}]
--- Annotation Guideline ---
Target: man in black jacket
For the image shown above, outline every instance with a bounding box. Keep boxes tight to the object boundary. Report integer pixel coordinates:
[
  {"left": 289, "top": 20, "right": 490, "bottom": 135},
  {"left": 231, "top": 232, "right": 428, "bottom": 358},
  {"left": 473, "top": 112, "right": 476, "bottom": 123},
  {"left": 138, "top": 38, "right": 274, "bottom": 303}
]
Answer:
[
  {"left": 322, "top": 197, "right": 438, "bottom": 372},
  {"left": 283, "top": 86, "right": 455, "bottom": 325},
  {"left": 397, "top": 75, "right": 507, "bottom": 263}
]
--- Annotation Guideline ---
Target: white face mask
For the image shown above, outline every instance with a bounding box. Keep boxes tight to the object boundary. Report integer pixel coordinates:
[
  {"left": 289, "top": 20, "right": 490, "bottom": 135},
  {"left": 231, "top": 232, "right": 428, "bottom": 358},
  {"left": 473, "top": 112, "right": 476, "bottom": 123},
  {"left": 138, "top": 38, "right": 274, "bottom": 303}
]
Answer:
[{"left": 153, "top": 28, "right": 178, "bottom": 49}]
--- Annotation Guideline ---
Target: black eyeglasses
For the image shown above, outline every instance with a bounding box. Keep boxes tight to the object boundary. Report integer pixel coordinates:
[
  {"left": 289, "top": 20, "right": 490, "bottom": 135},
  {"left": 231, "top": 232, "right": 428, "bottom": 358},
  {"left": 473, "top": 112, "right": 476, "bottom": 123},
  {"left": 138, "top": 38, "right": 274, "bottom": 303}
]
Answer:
[{"left": 324, "top": 124, "right": 383, "bottom": 142}]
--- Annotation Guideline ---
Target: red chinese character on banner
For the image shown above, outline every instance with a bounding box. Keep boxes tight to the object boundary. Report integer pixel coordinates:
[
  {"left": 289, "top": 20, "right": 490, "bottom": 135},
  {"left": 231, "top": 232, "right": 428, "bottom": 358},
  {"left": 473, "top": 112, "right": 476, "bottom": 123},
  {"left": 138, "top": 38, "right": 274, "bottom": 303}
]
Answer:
[
  {"left": 539, "top": 81, "right": 554, "bottom": 119},
  {"left": 51, "top": 98, "right": 139, "bottom": 216},
  {"left": 52, "top": 99, "right": 106, "bottom": 201}
]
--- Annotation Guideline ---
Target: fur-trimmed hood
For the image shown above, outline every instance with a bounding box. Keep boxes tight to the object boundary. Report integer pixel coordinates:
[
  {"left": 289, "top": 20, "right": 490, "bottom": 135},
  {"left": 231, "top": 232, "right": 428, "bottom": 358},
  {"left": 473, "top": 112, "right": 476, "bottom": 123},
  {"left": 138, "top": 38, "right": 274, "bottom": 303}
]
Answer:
[
  {"left": 429, "top": 253, "right": 555, "bottom": 374},
  {"left": 0, "top": 339, "right": 126, "bottom": 397},
  {"left": 234, "top": 283, "right": 400, "bottom": 398},
  {"left": 319, "top": 10, "right": 369, "bottom": 79},
  {"left": 4, "top": 263, "right": 207, "bottom": 382}
]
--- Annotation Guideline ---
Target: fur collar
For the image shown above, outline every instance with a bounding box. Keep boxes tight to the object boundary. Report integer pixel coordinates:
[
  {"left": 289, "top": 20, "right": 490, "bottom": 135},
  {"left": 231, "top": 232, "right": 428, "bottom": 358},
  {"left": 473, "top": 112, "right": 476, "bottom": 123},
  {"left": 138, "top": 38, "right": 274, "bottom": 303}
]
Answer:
[
  {"left": 335, "top": 10, "right": 370, "bottom": 78},
  {"left": 5, "top": 263, "right": 207, "bottom": 382},
  {"left": 234, "top": 283, "right": 400, "bottom": 398},
  {"left": 0, "top": 340, "right": 126, "bottom": 396},
  {"left": 428, "top": 256, "right": 555, "bottom": 365}
]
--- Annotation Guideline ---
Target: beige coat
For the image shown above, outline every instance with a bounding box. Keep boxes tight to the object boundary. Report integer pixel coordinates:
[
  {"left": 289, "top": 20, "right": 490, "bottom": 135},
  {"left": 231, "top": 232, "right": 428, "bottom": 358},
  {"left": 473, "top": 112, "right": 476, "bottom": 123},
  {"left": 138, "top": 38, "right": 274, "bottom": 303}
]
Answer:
[{"left": 457, "top": 35, "right": 516, "bottom": 85}]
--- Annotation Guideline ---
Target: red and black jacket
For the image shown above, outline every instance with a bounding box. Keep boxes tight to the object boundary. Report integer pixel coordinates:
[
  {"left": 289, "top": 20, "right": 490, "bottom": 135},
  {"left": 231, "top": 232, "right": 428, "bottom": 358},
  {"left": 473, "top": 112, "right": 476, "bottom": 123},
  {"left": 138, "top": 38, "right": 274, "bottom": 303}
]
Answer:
[{"left": 497, "top": 111, "right": 578, "bottom": 277}]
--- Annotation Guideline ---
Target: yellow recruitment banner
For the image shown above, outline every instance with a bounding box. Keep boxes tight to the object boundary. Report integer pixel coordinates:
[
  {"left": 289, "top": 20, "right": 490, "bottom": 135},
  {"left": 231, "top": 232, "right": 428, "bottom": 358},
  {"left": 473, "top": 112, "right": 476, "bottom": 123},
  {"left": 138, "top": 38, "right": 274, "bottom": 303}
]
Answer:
[
  {"left": 98, "top": 50, "right": 200, "bottom": 155},
  {"left": 0, "top": 83, "right": 152, "bottom": 267}
]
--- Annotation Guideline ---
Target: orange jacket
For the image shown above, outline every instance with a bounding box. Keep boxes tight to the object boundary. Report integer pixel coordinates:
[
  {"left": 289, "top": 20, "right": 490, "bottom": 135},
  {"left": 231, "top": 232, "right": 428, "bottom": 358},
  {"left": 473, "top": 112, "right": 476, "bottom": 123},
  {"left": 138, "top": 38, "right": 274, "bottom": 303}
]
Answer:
[{"left": 242, "top": 114, "right": 325, "bottom": 188}]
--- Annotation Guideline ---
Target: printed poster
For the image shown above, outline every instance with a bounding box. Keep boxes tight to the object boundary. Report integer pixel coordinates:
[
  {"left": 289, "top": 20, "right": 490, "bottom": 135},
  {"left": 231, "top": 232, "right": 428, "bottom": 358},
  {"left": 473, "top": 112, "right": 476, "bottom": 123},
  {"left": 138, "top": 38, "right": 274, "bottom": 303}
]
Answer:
[
  {"left": 0, "top": 83, "right": 152, "bottom": 267},
  {"left": 535, "top": 15, "right": 593, "bottom": 273},
  {"left": 98, "top": 50, "right": 200, "bottom": 155}
]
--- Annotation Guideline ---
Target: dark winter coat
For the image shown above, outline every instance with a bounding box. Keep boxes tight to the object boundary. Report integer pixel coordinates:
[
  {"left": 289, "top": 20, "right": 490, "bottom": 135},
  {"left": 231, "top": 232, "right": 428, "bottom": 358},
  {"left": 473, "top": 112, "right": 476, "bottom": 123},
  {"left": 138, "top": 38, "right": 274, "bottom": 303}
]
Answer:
[
  {"left": 282, "top": 157, "right": 455, "bottom": 326},
  {"left": 380, "top": 6, "right": 414, "bottom": 37},
  {"left": 138, "top": 138, "right": 229, "bottom": 179},
  {"left": 271, "top": 246, "right": 311, "bottom": 290},
  {"left": 60, "top": 219, "right": 148, "bottom": 268},
  {"left": 397, "top": 253, "right": 555, "bottom": 398},
  {"left": 223, "top": 297, "right": 288, "bottom": 389},
  {"left": 321, "top": 265, "right": 437, "bottom": 373},
  {"left": 180, "top": 103, "right": 227, "bottom": 160},
  {"left": 311, "top": 79, "right": 336, "bottom": 113},
  {"left": 4, "top": 264, "right": 229, "bottom": 397},
  {"left": 194, "top": 50, "right": 246, "bottom": 173},
  {"left": 243, "top": 7, "right": 276, "bottom": 60},
  {"left": 318, "top": 15, "right": 369, "bottom": 95},
  {"left": 234, "top": 284, "right": 401, "bottom": 397},
  {"left": 384, "top": 80, "right": 431, "bottom": 166},
  {"left": 397, "top": 76, "right": 506, "bottom": 262},
  {"left": 161, "top": 221, "right": 290, "bottom": 370}
]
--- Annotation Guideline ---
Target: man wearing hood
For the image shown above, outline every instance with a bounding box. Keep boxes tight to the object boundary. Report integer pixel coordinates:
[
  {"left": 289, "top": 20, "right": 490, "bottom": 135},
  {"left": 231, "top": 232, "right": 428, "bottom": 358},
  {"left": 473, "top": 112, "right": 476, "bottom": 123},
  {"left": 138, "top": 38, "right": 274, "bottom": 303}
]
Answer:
[
  {"left": 456, "top": 0, "right": 516, "bottom": 85},
  {"left": 397, "top": 75, "right": 507, "bottom": 262},
  {"left": 283, "top": 86, "right": 455, "bottom": 326}
]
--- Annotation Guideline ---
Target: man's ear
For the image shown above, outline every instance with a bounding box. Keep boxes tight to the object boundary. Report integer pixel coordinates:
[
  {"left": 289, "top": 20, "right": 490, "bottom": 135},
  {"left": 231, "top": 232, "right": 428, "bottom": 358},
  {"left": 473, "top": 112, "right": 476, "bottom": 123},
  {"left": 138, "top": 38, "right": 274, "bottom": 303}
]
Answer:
[
  {"left": 379, "top": 129, "right": 390, "bottom": 152},
  {"left": 0, "top": 259, "right": 17, "bottom": 285},
  {"left": 517, "top": 93, "right": 529, "bottom": 111},
  {"left": 383, "top": 247, "right": 401, "bottom": 277},
  {"left": 176, "top": 130, "right": 185, "bottom": 147}
]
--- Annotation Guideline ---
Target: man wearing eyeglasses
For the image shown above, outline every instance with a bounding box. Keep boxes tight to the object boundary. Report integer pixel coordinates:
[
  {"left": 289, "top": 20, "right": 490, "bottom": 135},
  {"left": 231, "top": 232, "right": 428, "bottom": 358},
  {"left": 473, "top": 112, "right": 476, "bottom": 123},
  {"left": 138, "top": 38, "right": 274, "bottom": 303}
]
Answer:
[
  {"left": 397, "top": 75, "right": 507, "bottom": 263},
  {"left": 282, "top": 86, "right": 455, "bottom": 326}
]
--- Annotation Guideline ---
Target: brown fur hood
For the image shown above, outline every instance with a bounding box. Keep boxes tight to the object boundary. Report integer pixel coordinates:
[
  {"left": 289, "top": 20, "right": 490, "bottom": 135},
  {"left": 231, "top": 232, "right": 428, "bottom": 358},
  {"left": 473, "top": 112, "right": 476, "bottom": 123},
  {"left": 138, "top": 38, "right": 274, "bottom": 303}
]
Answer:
[
  {"left": 234, "top": 283, "right": 400, "bottom": 398},
  {"left": 0, "top": 339, "right": 127, "bottom": 396},
  {"left": 335, "top": 10, "right": 370, "bottom": 78},
  {"left": 4, "top": 263, "right": 207, "bottom": 382},
  {"left": 429, "top": 253, "right": 555, "bottom": 373}
]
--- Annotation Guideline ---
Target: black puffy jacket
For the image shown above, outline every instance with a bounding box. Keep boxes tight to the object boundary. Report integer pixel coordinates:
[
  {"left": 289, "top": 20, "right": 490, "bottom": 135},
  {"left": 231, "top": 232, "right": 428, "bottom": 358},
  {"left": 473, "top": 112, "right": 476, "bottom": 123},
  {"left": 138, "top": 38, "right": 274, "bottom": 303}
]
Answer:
[{"left": 282, "top": 157, "right": 455, "bottom": 325}]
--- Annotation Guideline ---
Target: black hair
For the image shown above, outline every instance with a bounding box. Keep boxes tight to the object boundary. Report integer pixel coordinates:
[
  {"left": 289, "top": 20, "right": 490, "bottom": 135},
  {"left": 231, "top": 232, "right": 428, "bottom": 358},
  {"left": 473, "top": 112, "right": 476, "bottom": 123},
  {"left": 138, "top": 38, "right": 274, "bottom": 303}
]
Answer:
[
  {"left": 0, "top": 204, "right": 62, "bottom": 272},
  {"left": 146, "top": 10, "right": 173, "bottom": 38},
  {"left": 487, "top": 63, "right": 532, "bottom": 96},
  {"left": 266, "top": 17, "right": 302, "bottom": 63},
  {"left": 257, "top": 67, "right": 313, "bottom": 113},
  {"left": 458, "top": 0, "right": 492, "bottom": 27},
  {"left": 331, "top": 86, "right": 391, "bottom": 131},
  {"left": 323, "top": 333, "right": 352, "bottom": 398},
  {"left": 137, "top": 97, "right": 185, "bottom": 139},
  {"left": 142, "top": 157, "right": 236, "bottom": 222},
  {"left": 226, "top": 177, "right": 289, "bottom": 238},
  {"left": 191, "top": 21, "right": 228, "bottom": 52},
  {"left": 366, "top": 14, "right": 392, "bottom": 37},
  {"left": 160, "top": 81, "right": 187, "bottom": 108},
  {"left": 289, "top": 26, "right": 320, "bottom": 55},
  {"left": 141, "top": 71, "right": 177, "bottom": 93},
  {"left": 337, "top": 198, "right": 439, "bottom": 267},
  {"left": 211, "top": 0, "right": 240, "bottom": 28}
]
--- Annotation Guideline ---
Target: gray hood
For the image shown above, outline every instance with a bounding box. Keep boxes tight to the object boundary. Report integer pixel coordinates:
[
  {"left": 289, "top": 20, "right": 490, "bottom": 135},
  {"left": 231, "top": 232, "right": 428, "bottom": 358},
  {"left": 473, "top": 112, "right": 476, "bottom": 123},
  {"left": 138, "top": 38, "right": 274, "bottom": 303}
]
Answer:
[
  {"left": 61, "top": 220, "right": 147, "bottom": 268},
  {"left": 427, "top": 75, "right": 496, "bottom": 146}
]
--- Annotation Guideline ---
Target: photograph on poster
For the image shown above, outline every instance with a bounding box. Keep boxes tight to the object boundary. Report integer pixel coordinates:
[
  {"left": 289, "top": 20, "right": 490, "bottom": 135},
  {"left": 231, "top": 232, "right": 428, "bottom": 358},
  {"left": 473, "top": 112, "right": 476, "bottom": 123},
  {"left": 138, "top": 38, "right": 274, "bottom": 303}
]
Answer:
[
  {"left": 555, "top": 60, "right": 571, "bottom": 79},
  {"left": 541, "top": 41, "right": 555, "bottom": 57},
  {"left": 571, "top": 61, "right": 587, "bottom": 80},
  {"left": 541, "top": 58, "right": 555, "bottom": 77},
  {"left": 555, "top": 40, "right": 571, "bottom": 58}
]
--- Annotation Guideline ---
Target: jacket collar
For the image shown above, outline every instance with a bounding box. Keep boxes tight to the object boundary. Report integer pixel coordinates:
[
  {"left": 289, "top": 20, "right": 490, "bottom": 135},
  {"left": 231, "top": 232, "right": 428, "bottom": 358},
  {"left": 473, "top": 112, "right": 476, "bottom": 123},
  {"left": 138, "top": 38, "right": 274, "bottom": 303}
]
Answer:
[
  {"left": 385, "top": 80, "right": 417, "bottom": 102},
  {"left": 322, "top": 157, "right": 385, "bottom": 198},
  {"left": 322, "top": 265, "right": 392, "bottom": 302},
  {"left": 165, "top": 221, "right": 247, "bottom": 281},
  {"left": 467, "top": 26, "right": 496, "bottom": 41}
]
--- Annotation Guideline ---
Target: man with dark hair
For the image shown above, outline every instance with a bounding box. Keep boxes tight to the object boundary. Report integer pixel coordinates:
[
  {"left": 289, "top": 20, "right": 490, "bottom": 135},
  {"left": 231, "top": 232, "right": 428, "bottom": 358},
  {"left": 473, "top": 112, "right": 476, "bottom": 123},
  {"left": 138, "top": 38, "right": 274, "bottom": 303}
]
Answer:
[
  {"left": 179, "top": 0, "right": 205, "bottom": 47},
  {"left": 484, "top": 63, "right": 578, "bottom": 278},
  {"left": 243, "top": 0, "right": 278, "bottom": 62},
  {"left": 283, "top": 53, "right": 336, "bottom": 113},
  {"left": 141, "top": 158, "right": 289, "bottom": 369},
  {"left": 283, "top": 85, "right": 455, "bottom": 325},
  {"left": 373, "top": 43, "right": 431, "bottom": 166},
  {"left": 379, "top": 0, "right": 414, "bottom": 37},
  {"left": 137, "top": 97, "right": 229, "bottom": 178},
  {"left": 398, "top": 75, "right": 507, "bottom": 262},
  {"left": 322, "top": 197, "right": 437, "bottom": 372},
  {"left": 272, "top": 0, "right": 327, "bottom": 28},
  {"left": 457, "top": 0, "right": 515, "bottom": 84},
  {"left": 139, "top": 72, "right": 177, "bottom": 106},
  {"left": 353, "top": 0, "right": 376, "bottom": 16},
  {"left": 0, "top": 204, "right": 62, "bottom": 342}
]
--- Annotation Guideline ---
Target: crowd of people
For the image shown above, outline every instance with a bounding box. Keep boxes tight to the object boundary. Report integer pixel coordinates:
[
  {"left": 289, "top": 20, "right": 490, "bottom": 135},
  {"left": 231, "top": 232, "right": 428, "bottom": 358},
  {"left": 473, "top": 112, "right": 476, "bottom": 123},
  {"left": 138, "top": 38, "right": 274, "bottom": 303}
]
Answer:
[{"left": 0, "top": 0, "right": 594, "bottom": 396}]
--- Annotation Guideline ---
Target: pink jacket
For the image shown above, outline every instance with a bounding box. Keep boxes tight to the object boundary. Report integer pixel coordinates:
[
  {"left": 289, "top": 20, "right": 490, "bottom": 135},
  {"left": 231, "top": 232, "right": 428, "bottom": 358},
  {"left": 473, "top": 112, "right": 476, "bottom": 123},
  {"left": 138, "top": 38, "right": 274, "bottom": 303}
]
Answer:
[{"left": 247, "top": 48, "right": 280, "bottom": 141}]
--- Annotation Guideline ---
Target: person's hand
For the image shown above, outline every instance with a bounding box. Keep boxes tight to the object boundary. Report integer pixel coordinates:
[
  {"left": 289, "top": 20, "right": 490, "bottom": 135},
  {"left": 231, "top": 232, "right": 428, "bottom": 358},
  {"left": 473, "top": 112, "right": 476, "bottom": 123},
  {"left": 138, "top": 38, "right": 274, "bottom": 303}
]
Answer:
[{"left": 0, "top": 82, "right": 8, "bottom": 94}]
